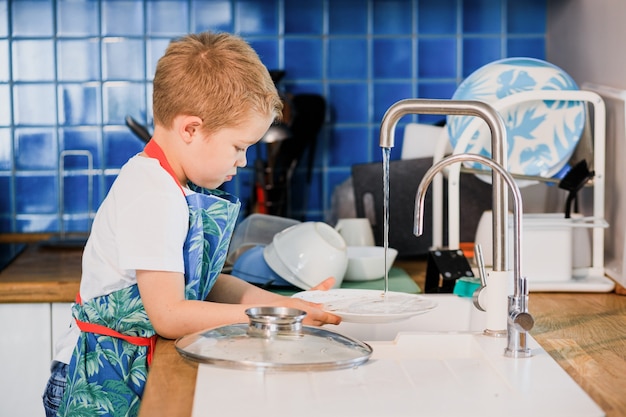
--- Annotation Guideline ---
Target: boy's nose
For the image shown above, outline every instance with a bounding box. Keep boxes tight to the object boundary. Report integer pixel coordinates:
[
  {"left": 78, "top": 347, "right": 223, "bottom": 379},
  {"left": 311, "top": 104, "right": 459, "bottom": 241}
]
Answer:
[{"left": 237, "top": 153, "right": 247, "bottom": 168}]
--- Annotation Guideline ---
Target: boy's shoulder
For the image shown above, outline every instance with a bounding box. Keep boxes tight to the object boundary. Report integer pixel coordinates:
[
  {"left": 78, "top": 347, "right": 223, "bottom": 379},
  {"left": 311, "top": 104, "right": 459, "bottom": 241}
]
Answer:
[
  {"left": 114, "top": 155, "right": 179, "bottom": 193},
  {"left": 120, "top": 153, "right": 158, "bottom": 171}
]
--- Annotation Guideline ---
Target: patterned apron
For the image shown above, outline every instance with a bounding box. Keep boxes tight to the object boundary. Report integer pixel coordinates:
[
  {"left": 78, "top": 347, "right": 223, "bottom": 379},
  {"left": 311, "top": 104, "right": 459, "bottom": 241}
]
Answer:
[{"left": 57, "top": 140, "right": 240, "bottom": 417}]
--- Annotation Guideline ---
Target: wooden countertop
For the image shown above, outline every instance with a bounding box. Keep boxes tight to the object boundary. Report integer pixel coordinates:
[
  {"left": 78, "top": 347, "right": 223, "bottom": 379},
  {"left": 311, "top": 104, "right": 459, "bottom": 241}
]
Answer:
[
  {"left": 140, "top": 259, "right": 626, "bottom": 417},
  {"left": 0, "top": 236, "right": 82, "bottom": 303},
  {"left": 1, "top": 240, "right": 625, "bottom": 416}
]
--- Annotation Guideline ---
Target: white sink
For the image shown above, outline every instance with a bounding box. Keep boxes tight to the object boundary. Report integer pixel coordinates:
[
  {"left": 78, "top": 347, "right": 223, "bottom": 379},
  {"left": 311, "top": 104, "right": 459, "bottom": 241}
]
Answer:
[{"left": 191, "top": 295, "right": 604, "bottom": 417}]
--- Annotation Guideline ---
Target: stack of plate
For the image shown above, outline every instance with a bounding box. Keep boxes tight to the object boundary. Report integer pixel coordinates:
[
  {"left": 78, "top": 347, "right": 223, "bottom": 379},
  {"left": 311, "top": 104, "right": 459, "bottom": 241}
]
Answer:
[{"left": 447, "top": 57, "right": 586, "bottom": 186}]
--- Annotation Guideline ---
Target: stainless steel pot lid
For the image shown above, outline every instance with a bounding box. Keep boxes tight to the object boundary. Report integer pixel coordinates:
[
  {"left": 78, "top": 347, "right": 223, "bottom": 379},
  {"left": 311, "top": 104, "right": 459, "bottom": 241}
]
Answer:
[{"left": 175, "top": 307, "right": 372, "bottom": 371}]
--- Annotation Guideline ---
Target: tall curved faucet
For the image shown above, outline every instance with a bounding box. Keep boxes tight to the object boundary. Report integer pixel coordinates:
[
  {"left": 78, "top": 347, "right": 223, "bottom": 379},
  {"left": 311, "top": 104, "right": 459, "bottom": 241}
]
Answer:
[
  {"left": 379, "top": 99, "right": 509, "bottom": 271},
  {"left": 415, "top": 153, "right": 534, "bottom": 358},
  {"left": 415, "top": 154, "right": 522, "bottom": 293},
  {"left": 378, "top": 98, "right": 532, "bottom": 357}
]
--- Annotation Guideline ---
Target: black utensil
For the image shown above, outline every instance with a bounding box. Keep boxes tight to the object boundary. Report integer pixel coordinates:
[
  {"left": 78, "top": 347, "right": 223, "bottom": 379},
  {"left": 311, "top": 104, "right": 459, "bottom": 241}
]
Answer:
[
  {"left": 558, "top": 159, "right": 594, "bottom": 218},
  {"left": 125, "top": 115, "right": 152, "bottom": 143},
  {"left": 274, "top": 93, "right": 326, "bottom": 217}
]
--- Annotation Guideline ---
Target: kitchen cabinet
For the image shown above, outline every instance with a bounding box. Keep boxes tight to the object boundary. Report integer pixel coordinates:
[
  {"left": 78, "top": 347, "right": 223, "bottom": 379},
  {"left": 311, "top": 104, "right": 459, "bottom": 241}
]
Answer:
[
  {"left": 0, "top": 302, "right": 72, "bottom": 417},
  {"left": 51, "top": 303, "right": 73, "bottom": 357}
]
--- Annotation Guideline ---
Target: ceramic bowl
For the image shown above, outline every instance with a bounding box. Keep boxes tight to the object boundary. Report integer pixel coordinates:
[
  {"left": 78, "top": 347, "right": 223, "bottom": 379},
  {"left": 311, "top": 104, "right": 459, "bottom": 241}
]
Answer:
[
  {"left": 447, "top": 57, "right": 585, "bottom": 185},
  {"left": 343, "top": 246, "right": 398, "bottom": 282},
  {"left": 263, "top": 222, "right": 348, "bottom": 290},
  {"left": 231, "top": 245, "right": 294, "bottom": 288}
]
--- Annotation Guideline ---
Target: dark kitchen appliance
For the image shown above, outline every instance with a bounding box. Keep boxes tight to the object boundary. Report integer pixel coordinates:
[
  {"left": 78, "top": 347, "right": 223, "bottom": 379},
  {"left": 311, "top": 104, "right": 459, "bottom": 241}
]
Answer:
[{"left": 351, "top": 157, "right": 492, "bottom": 257}]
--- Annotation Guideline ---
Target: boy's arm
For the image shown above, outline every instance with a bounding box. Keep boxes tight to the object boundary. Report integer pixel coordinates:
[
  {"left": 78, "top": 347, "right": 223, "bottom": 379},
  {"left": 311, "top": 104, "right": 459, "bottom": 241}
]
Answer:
[
  {"left": 136, "top": 270, "right": 340, "bottom": 340},
  {"left": 205, "top": 273, "right": 335, "bottom": 304}
]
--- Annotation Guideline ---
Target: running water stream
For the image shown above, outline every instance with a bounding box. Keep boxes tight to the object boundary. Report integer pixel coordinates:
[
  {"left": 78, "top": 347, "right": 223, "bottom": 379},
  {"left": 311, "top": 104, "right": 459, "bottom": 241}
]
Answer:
[
  {"left": 324, "top": 146, "right": 431, "bottom": 317},
  {"left": 382, "top": 147, "right": 391, "bottom": 294}
]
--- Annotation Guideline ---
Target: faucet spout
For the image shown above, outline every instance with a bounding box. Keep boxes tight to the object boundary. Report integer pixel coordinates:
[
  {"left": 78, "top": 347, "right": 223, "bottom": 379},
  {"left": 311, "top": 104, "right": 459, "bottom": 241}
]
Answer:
[
  {"left": 414, "top": 152, "right": 533, "bottom": 358},
  {"left": 414, "top": 153, "right": 522, "bottom": 294},
  {"left": 379, "top": 99, "right": 510, "bottom": 272}
]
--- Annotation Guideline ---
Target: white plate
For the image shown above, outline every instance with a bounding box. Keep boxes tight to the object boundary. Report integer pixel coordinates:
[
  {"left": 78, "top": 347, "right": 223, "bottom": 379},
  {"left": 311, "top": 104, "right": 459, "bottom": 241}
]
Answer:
[
  {"left": 447, "top": 57, "right": 585, "bottom": 185},
  {"left": 292, "top": 289, "right": 437, "bottom": 324}
]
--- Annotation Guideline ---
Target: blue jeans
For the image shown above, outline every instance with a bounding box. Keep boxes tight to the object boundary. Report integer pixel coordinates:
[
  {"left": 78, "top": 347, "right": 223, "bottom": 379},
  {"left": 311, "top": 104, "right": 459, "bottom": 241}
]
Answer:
[{"left": 42, "top": 361, "right": 67, "bottom": 417}]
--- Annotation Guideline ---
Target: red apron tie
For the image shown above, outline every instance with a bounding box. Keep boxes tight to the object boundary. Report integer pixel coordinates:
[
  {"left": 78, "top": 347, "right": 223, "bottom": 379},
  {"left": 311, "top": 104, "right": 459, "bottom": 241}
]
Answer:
[
  {"left": 72, "top": 141, "right": 184, "bottom": 367},
  {"left": 144, "top": 139, "right": 186, "bottom": 197},
  {"left": 75, "top": 293, "right": 158, "bottom": 366}
]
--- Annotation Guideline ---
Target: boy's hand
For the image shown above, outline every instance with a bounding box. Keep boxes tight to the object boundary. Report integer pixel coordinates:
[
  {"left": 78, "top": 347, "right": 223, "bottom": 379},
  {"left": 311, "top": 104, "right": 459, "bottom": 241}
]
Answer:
[
  {"left": 291, "top": 298, "right": 342, "bottom": 326},
  {"left": 309, "top": 277, "right": 336, "bottom": 291},
  {"left": 285, "top": 276, "right": 341, "bottom": 326}
]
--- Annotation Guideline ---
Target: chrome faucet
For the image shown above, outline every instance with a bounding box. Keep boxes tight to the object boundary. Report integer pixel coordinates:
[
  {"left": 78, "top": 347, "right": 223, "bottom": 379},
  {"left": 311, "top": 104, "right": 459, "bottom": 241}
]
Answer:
[
  {"left": 414, "top": 153, "right": 534, "bottom": 358},
  {"left": 378, "top": 98, "right": 533, "bottom": 358},
  {"left": 379, "top": 99, "right": 509, "bottom": 335},
  {"left": 379, "top": 99, "right": 509, "bottom": 272}
]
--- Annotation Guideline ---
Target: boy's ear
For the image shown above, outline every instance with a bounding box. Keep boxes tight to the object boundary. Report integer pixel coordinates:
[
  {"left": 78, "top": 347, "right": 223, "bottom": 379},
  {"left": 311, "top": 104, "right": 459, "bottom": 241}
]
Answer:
[{"left": 179, "top": 115, "right": 203, "bottom": 143}]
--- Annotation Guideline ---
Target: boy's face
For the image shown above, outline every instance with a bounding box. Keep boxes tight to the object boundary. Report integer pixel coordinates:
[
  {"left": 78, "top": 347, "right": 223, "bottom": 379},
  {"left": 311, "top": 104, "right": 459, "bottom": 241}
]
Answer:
[{"left": 184, "top": 112, "right": 273, "bottom": 189}]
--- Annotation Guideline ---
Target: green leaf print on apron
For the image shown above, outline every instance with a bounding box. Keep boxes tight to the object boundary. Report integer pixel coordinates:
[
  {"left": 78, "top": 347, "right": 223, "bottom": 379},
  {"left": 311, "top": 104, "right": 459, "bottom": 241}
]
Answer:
[{"left": 57, "top": 141, "right": 240, "bottom": 417}]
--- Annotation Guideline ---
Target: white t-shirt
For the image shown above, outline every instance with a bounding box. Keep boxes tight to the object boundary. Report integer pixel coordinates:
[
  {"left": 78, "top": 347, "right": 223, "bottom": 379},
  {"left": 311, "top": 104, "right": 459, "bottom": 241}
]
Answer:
[{"left": 53, "top": 154, "right": 190, "bottom": 364}]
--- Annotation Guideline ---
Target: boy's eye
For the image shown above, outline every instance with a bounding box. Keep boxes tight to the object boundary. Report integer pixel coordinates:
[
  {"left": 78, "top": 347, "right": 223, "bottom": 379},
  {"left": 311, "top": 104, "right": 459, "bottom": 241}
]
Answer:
[{"left": 235, "top": 146, "right": 246, "bottom": 152}]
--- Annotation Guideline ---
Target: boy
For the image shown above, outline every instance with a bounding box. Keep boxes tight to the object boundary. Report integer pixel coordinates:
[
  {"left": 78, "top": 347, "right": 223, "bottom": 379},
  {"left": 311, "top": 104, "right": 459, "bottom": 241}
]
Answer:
[{"left": 43, "top": 31, "right": 340, "bottom": 417}]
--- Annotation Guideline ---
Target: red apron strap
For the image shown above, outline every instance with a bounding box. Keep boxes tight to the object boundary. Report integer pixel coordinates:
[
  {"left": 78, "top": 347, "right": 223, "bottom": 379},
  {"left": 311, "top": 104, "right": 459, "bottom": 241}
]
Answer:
[
  {"left": 143, "top": 139, "right": 186, "bottom": 197},
  {"left": 75, "top": 293, "right": 158, "bottom": 366}
]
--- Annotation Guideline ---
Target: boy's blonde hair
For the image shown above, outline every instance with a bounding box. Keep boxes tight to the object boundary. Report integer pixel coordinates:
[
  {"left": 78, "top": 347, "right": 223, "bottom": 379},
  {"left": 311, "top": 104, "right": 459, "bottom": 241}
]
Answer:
[{"left": 153, "top": 32, "right": 283, "bottom": 134}]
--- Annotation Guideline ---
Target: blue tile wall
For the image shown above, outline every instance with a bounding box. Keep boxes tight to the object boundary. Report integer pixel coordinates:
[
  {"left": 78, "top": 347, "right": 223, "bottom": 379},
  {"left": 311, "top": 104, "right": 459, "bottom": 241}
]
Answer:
[{"left": 0, "top": 0, "right": 546, "bottom": 233}]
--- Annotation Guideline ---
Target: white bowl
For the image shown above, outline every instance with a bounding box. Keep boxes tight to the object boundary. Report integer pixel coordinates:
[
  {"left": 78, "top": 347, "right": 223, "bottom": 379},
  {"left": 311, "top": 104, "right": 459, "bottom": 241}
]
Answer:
[
  {"left": 343, "top": 246, "right": 398, "bottom": 282},
  {"left": 263, "top": 243, "right": 311, "bottom": 289},
  {"left": 263, "top": 222, "right": 348, "bottom": 290}
]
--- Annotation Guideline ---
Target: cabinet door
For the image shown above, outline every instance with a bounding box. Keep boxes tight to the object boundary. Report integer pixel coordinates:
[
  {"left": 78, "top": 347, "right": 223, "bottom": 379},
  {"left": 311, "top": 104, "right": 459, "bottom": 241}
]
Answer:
[
  {"left": 51, "top": 303, "right": 73, "bottom": 358},
  {"left": 0, "top": 303, "right": 51, "bottom": 417}
]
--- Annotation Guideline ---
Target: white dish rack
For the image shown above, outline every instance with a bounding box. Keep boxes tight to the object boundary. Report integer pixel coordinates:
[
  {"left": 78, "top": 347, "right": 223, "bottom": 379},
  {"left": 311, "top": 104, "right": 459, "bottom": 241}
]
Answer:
[{"left": 429, "top": 89, "right": 614, "bottom": 292}]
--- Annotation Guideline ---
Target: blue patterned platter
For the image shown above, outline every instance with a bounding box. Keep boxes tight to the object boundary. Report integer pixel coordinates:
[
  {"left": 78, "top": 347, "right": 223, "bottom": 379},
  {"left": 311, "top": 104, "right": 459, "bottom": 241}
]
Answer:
[{"left": 447, "top": 57, "right": 585, "bottom": 184}]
